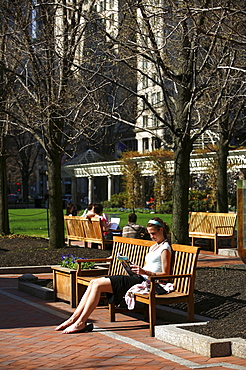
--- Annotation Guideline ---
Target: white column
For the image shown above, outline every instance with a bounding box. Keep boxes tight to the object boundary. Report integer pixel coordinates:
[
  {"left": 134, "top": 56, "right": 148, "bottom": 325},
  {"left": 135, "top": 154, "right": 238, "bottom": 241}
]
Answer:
[
  {"left": 88, "top": 176, "right": 94, "bottom": 204},
  {"left": 108, "top": 175, "right": 113, "bottom": 201}
]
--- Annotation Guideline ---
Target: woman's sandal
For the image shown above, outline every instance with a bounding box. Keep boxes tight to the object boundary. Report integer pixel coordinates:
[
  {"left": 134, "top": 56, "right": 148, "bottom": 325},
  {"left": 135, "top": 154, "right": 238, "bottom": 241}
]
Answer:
[{"left": 72, "top": 323, "right": 94, "bottom": 333}]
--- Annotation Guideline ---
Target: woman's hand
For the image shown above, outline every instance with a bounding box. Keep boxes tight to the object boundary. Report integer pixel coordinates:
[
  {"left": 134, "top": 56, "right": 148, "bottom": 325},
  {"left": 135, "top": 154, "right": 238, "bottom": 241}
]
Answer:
[{"left": 130, "top": 264, "right": 145, "bottom": 275}]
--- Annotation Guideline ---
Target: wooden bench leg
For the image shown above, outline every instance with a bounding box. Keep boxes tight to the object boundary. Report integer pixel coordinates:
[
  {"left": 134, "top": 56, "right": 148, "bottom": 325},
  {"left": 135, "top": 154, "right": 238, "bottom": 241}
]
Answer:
[
  {"left": 149, "top": 301, "right": 156, "bottom": 337},
  {"left": 76, "top": 283, "right": 87, "bottom": 307},
  {"left": 214, "top": 237, "right": 218, "bottom": 254},
  {"left": 187, "top": 298, "right": 194, "bottom": 322},
  {"left": 109, "top": 303, "right": 116, "bottom": 322},
  {"left": 53, "top": 270, "right": 58, "bottom": 302},
  {"left": 70, "top": 273, "right": 76, "bottom": 308}
]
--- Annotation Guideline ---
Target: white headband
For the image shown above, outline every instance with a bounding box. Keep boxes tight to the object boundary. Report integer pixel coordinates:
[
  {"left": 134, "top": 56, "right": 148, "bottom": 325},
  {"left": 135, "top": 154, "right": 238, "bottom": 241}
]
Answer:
[{"left": 147, "top": 220, "right": 163, "bottom": 227}]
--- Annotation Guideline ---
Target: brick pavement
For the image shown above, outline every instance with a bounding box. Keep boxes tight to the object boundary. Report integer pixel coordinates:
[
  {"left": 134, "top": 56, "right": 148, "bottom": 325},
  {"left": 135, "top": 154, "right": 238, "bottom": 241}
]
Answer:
[{"left": 0, "top": 251, "right": 245, "bottom": 370}]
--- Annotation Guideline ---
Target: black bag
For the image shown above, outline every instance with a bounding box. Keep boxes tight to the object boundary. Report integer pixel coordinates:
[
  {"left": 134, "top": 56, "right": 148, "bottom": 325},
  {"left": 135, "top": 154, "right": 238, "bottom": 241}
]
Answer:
[{"left": 155, "top": 283, "right": 168, "bottom": 295}]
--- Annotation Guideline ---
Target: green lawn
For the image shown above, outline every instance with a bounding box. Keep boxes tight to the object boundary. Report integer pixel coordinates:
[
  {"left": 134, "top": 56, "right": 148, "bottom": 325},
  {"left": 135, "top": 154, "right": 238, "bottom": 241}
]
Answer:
[
  {"left": 8, "top": 208, "right": 172, "bottom": 238},
  {"left": 109, "top": 212, "right": 172, "bottom": 231},
  {"left": 9, "top": 209, "right": 50, "bottom": 238}
]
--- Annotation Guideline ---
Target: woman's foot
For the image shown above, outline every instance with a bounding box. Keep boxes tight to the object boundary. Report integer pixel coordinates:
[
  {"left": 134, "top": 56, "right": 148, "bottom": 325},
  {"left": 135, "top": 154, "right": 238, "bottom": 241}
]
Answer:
[
  {"left": 63, "top": 323, "right": 94, "bottom": 334},
  {"left": 62, "top": 322, "right": 93, "bottom": 334},
  {"left": 55, "top": 317, "right": 76, "bottom": 331}
]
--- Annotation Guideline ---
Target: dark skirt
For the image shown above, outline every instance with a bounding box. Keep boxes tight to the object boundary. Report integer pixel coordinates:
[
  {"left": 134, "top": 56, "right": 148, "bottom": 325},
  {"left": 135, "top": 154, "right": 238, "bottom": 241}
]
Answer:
[{"left": 107, "top": 275, "right": 145, "bottom": 306}]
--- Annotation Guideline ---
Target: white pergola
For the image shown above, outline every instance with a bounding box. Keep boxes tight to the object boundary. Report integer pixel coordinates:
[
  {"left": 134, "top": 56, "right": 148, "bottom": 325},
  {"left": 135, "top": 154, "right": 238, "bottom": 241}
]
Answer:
[{"left": 62, "top": 149, "right": 246, "bottom": 204}]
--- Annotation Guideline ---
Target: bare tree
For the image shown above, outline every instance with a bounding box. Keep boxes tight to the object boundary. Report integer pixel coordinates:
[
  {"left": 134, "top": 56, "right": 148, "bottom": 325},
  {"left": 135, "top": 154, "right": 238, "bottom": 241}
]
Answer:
[
  {"left": 84, "top": 0, "right": 246, "bottom": 243},
  {"left": 0, "top": 1, "right": 134, "bottom": 247},
  {"left": 1, "top": 0, "right": 245, "bottom": 247}
]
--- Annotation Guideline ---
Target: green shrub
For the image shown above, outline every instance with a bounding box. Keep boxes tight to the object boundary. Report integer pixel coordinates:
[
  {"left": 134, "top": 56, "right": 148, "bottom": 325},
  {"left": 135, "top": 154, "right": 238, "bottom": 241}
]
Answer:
[
  {"left": 157, "top": 201, "right": 173, "bottom": 214},
  {"left": 102, "top": 192, "right": 127, "bottom": 208},
  {"left": 189, "top": 189, "right": 207, "bottom": 200},
  {"left": 189, "top": 200, "right": 207, "bottom": 212}
]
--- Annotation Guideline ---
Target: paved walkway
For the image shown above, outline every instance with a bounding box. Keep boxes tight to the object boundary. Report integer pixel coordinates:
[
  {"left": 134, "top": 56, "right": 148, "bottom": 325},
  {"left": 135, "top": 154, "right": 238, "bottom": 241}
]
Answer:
[{"left": 0, "top": 250, "right": 245, "bottom": 370}]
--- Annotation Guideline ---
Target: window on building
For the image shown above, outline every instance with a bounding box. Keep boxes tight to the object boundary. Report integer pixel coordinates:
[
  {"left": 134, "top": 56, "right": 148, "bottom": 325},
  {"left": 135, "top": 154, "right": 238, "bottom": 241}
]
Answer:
[
  {"left": 142, "top": 57, "right": 148, "bottom": 69},
  {"left": 153, "top": 137, "right": 162, "bottom": 149},
  {"left": 152, "top": 92, "right": 157, "bottom": 105},
  {"left": 142, "top": 75, "right": 148, "bottom": 88},
  {"left": 143, "top": 115, "right": 148, "bottom": 127},
  {"left": 152, "top": 114, "right": 158, "bottom": 127},
  {"left": 143, "top": 93, "right": 148, "bottom": 110},
  {"left": 152, "top": 73, "right": 161, "bottom": 85},
  {"left": 143, "top": 138, "right": 149, "bottom": 151},
  {"left": 126, "top": 139, "right": 137, "bottom": 151},
  {"left": 109, "top": 13, "right": 114, "bottom": 27},
  {"left": 109, "top": 0, "right": 114, "bottom": 8}
]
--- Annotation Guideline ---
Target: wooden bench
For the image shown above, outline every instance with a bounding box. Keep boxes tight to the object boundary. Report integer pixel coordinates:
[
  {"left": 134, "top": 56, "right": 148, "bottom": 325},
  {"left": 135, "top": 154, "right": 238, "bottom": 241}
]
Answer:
[
  {"left": 64, "top": 216, "right": 113, "bottom": 250},
  {"left": 76, "top": 236, "right": 200, "bottom": 336},
  {"left": 189, "top": 212, "right": 237, "bottom": 254}
]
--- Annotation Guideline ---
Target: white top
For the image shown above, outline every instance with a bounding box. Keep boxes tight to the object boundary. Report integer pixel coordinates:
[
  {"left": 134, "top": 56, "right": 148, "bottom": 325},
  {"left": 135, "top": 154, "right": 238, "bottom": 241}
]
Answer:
[{"left": 142, "top": 240, "right": 171, "bottom": 277}]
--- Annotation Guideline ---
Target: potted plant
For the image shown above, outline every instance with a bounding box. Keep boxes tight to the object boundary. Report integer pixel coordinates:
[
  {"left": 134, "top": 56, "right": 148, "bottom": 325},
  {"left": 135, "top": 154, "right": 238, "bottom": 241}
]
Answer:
[
  {"left": 61, "top": 254, "right": 95, "bottom": 271},
  {"left": 51, "top": 255, "right": 108, "bottom": 308}
]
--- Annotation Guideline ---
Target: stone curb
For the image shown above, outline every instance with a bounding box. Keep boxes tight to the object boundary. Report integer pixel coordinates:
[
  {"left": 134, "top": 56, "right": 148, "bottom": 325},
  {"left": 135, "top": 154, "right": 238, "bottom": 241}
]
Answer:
[
  {"left": 155, "top": 323, "right": 246, "bottom": 359},
  {"left": 0, "top": 266, "right": 53, "bottom": 274},
  {"left": 18, "top": 281, "right": 54, "bottom": 300},
  {"left": 218, "top": 248, "right": 239, "bottom": 257}
]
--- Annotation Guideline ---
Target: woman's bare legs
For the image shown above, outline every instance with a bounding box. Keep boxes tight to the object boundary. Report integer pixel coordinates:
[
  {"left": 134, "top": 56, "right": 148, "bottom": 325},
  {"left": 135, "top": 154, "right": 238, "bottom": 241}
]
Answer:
[
  {"left": 55, "top": 277, "right": 113, "bottom": 333},
  {"left": 55, "top": 281, "right": 94, "bottom": 331}
]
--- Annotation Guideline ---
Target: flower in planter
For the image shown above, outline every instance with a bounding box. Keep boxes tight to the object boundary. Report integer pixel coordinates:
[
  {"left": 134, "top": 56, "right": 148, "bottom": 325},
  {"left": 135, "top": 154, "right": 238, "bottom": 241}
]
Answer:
[
  {"left": 61, "top": 254, "right": 78, "bottom": 270},
  {"left": 61, "top": 254, "right": 95, "bottom": 270}
]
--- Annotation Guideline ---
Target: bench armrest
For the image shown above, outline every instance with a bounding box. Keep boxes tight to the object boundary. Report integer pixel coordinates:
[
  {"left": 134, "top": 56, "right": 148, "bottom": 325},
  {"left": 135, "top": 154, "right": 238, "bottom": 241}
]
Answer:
[
  {"left": 148, "top": 273, "right": 192, "bottom": 281},
  {"left": 76, "top": 257, "right": 112, "bottom": 263}
]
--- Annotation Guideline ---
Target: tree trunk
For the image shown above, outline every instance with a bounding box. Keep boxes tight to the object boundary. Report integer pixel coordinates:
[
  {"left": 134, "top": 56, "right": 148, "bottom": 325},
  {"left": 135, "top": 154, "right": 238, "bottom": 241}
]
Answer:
[
  {"left": 47, "top": 155, "right": 65, "bottom": 249},
  {"left": 0, "top": 151, "right": 10, "bottom": 234},
  {"left": 217, "top": 139, "right": 229, "bottom": 213},
  {"left": 22, "top": 171, "right": 29, "bottom": 204},
  {"left": 172, "top": 139, "right": 192, "bottom": 245},
  {"left": 171, "top": 61, "right": 193, "bottom": 245}
]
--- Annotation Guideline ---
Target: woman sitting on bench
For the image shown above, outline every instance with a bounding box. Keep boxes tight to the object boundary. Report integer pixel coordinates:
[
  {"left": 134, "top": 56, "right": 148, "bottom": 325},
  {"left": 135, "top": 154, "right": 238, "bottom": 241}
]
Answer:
[{"left": 55, "top": 217, "right": 172, "bottom": 334}]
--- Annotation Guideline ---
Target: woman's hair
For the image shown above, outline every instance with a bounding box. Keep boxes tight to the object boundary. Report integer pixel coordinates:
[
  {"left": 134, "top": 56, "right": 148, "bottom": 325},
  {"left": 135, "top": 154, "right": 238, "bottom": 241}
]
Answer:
[
  {"left": 93, "top": 203, "right": 103, "bottom": 215},
  {"left": 147, "top": 217, "right": 170, "bottom": 238}
]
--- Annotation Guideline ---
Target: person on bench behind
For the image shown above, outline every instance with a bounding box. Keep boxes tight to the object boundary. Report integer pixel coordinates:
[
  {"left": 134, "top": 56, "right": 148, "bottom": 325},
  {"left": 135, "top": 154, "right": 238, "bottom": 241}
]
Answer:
[
  {"left": 55, "top": 217, "right": 172, "bottom": 334},
  {"left": 122, "top": 213, "right": 147, "bottom": 239}
]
